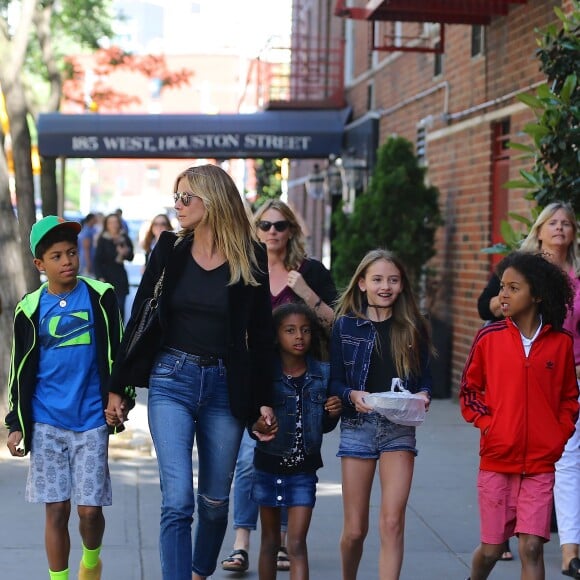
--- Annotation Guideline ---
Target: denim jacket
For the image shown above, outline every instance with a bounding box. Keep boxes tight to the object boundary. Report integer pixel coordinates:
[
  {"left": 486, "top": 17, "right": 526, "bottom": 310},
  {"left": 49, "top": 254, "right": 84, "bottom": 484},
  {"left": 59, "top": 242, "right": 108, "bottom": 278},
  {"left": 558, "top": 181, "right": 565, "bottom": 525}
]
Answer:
[
  {"left": 256, "top": 356, "right": 339, "bottom": 458},
  {"left": 330, "top": 313, "right": 432, "bottom": 419}
]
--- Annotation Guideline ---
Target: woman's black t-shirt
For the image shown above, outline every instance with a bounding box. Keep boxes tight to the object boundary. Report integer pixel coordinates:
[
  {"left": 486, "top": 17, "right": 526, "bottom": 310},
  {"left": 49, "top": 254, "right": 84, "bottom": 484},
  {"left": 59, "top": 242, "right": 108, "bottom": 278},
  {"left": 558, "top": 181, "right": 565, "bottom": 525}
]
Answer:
[{"left": 164, "top": 255, "right": 229, "bottom": 357}]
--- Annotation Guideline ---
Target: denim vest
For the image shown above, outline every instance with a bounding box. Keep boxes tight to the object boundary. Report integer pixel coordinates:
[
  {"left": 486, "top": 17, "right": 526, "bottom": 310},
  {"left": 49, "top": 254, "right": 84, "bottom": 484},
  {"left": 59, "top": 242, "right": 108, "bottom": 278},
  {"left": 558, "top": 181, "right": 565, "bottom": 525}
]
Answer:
[
  {"left": 256, "top": 356, "right": 338, "bottom": 458},
  {"left": 330, "top": 313, "right": 432, "bottom": 419}
]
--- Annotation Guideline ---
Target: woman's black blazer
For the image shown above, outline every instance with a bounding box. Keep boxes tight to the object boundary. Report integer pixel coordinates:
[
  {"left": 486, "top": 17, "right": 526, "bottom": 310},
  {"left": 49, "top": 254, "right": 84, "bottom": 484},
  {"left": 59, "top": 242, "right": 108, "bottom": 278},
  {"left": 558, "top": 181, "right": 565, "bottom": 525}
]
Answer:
[{"left": 109, "top": 231, "right": 275, "bottom": 422}]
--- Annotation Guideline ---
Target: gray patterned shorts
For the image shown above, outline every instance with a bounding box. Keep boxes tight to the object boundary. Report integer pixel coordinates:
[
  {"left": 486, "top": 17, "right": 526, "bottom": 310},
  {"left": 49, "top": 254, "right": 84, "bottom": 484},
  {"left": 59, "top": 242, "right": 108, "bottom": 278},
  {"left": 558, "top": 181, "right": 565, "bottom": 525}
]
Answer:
[{"left": 26, "top": 422, "right": 112, "bottom": 506}]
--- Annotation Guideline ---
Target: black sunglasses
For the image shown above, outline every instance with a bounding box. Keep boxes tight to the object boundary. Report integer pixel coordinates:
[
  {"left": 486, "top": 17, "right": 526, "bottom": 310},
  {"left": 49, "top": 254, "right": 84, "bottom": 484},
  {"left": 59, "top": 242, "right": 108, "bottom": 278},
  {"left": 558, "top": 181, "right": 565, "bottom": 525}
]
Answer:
[
  {"left": 173, "top": 191, "right": 196, "bottom": 206},
  {"left": 257, "top": 220, "right": 290, "bottom": 232}
]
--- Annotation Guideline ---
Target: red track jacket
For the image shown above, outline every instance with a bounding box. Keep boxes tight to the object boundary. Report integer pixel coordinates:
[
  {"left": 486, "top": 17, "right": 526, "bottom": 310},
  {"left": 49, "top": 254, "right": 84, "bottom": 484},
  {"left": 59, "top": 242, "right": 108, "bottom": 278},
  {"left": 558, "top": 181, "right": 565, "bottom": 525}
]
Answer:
[{"left": 460, "top": 318, "right": 579, "bottom": 474}]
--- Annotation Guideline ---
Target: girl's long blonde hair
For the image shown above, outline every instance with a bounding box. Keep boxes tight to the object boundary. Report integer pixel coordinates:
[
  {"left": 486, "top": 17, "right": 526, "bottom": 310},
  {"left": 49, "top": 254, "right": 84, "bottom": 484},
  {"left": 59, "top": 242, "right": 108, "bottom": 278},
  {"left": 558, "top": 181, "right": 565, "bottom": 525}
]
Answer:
[
  {"left": 254, "top": 199, "right": 306, "bottom": 271},
  {"left": 520, "top": 201, "right": 580, "bottom": 276},
  {"left": 174, "top": 164, "right": 260, "bottom": 286},
  {"left": 335, "top": 249, "right": 432, "bottom": 378}
]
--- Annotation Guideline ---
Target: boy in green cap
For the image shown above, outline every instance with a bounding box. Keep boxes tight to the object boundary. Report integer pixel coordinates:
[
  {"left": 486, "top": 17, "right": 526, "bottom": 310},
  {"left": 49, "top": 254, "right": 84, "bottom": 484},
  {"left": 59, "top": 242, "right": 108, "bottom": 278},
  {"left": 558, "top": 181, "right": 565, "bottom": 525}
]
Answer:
[{"left": 5, "top": 215, "right": 134, "bottom": 580}]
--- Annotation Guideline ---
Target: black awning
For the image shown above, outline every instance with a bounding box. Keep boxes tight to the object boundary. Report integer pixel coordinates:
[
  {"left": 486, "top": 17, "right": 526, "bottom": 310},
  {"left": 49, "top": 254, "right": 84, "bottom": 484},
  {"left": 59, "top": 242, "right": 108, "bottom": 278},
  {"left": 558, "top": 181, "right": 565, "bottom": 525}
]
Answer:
[{"left": 37, "top": 109, "right": 351, "bottom": 159}]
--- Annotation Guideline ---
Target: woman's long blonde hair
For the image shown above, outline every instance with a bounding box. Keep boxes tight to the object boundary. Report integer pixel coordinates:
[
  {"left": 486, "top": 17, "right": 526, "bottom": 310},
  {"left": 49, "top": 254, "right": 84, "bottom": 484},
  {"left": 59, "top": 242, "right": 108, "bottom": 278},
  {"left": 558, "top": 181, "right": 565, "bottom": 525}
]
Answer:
[
  {"left": 520, "top": 201, "right": 580, "bottom": 276},
  {"left": 254, "top": 199, "right": 306, "bottom": 271},
  {"left": 335, "top": 249, "right": 432, "bottom": 378},
  {"left": 174, "top": 164, "right": 260, "bottom": 286}
]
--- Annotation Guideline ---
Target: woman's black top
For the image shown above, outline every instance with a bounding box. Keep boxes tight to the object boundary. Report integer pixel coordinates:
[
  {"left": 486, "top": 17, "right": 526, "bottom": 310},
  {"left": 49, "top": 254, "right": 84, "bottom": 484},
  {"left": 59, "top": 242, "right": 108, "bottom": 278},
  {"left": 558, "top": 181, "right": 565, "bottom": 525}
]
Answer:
[
  {"left": 477, "top": 274, "right": 501, "bottom": 322},
  {"left": 165, "top": 256, "right": 229, "bottom": 356}
]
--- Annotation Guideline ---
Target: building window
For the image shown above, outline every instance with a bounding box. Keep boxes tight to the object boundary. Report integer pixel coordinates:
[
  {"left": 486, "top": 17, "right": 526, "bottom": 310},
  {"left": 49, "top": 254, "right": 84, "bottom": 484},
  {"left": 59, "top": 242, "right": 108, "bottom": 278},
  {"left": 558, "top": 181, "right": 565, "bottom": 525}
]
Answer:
[
  {"left": 416, "top": 125, "right": 427, "bottom": 166},
  {"left": 490, "top": 119, "right": 511, "bottom": 268},
  {"left": 433, "top": 41, "right": 443, "bottom": 76},
  {"left": 367, "top": 82, "right": 375, "bottom": 111},
  {"left": 471, "top": 25, "right": 485, "bottom": 57},
  {"left": 393, "top": 21, "right": 402, "bottom": 47}
]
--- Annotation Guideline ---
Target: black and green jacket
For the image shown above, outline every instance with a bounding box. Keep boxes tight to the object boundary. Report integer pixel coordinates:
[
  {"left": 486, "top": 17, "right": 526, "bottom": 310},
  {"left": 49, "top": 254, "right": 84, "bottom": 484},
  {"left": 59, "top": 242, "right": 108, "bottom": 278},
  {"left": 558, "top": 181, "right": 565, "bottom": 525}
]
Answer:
[{"left": 5, "top": 276, "right": 134, "bottom": 455}]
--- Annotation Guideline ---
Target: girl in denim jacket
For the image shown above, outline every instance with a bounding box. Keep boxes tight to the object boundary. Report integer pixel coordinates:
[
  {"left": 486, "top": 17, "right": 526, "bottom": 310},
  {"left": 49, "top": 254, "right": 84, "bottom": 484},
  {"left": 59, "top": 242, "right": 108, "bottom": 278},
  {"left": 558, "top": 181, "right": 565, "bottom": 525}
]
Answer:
[
  {"left": 330, "top": 249, "right": 433, "bottom": 580},
  {"left": 251, "top": 303, "right": 341, "bottom": 579}
]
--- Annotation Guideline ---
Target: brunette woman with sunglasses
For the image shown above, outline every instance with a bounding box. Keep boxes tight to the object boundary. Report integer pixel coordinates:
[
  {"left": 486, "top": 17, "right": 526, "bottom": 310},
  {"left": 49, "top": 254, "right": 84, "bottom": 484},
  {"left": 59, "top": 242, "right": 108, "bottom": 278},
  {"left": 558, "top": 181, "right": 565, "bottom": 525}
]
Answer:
[
  {"left": 222, "top": 198, "right": 337, "bottom": 575},
  {"left": 107, "top": 164, "right": 278, "bottom": 580}
]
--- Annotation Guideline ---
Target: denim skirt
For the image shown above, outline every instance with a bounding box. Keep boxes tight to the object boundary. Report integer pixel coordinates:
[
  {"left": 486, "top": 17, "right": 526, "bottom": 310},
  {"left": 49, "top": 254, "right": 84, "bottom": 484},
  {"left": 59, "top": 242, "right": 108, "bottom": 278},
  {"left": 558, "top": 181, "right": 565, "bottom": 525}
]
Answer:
[{"left": 251, "top": 469, "right": 318, "bottom": 508}]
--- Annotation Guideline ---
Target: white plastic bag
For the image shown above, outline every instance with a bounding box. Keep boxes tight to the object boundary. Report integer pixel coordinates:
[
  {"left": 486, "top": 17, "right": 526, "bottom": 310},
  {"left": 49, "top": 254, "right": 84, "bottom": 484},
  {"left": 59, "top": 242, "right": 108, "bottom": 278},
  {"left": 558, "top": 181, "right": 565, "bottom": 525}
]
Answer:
[{"left": 363, "top": 378, "right": 427, "bottom": 427}]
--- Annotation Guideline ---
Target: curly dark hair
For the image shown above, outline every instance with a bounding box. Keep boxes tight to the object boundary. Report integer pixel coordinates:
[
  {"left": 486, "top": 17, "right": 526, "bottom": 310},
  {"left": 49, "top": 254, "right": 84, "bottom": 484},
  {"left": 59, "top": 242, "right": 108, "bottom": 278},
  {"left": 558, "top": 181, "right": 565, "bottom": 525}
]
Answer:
[
  {"left": 496, "top": 251, "right": 573, "bottom": 330},
  {"left": 272, "top": 302, "right": 326, "bottom": 361}
]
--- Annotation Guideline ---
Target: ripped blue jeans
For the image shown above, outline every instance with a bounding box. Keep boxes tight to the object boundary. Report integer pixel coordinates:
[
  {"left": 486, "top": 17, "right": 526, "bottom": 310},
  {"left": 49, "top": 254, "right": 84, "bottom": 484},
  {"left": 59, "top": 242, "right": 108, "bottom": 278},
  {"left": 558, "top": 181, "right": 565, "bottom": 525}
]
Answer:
[{"left": 148, "top": 348, "right": 244, "bottom": 579}]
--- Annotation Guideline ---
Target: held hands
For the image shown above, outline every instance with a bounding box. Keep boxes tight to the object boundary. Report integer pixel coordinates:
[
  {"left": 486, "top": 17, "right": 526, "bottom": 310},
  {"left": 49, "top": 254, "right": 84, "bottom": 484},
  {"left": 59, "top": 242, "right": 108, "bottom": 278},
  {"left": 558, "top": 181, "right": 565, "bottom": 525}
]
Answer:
[
  {"left": 324, "top": 395, "right": 342, "bottom": 417},
  {"left": 7, "top": 431, "right": 24, "bottom": 457},
  {"left": 252, "top": 406, "right": 279, "bottom": 442},
  {"left": 105, "top": 392, "right": 128, "bottom": 428}
]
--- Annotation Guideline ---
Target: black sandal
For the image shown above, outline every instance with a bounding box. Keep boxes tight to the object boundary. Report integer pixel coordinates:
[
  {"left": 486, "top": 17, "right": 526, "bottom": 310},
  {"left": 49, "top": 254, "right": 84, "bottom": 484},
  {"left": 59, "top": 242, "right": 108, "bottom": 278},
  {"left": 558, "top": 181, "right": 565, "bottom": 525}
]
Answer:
[
  {"left": 221, "top": 548, "right": 249, "bottom": 572},
  {"left": 277, "top": 546, "right": 290, "bottom": 571},
  {"left": 562, "top": 556, "right": 580, "bottom": 578}
]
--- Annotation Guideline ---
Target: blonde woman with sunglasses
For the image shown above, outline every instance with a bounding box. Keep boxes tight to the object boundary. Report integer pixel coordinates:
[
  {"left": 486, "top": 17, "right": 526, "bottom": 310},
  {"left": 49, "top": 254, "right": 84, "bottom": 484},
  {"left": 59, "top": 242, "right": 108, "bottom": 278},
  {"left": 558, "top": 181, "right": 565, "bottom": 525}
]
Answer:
[
  {"left": 254, "top": 199, "right": 336, "bottom": 327},
  {"left": 107, "top": 164, "right": 278, "bottom": 580}
]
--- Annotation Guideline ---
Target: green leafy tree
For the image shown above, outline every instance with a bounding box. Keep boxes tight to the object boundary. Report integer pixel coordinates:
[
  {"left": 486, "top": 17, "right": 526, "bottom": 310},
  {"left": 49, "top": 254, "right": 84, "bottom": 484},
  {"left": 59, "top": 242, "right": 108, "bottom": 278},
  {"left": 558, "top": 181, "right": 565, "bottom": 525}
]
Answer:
[
  {"left": 486, "top": 2, "right": 579, "bottom": 254},
  {"left": 331, "top": 136, "right": 442, "bottom": 290},
  {"left": 252, "top": 158, "right": 283, "bottom": 209}
]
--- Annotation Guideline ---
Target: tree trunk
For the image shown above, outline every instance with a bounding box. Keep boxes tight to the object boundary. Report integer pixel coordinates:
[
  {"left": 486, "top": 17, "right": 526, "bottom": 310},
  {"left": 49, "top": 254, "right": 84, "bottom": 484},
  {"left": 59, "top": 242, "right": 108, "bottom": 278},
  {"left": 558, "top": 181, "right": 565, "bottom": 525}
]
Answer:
[
  {"left": 0, "top": 145, "right": 27, "bottom": 431},
  {"left": 4, "top": 81, "right": 40, "bottom": 292}
]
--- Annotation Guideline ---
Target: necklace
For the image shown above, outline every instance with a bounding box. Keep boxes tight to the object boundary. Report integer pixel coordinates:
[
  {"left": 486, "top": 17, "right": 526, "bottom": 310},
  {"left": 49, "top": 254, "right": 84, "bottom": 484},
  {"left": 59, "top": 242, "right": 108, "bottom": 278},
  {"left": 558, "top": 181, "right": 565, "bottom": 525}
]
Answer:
[
  {"left": 48, "top": 282, "right": 78, "bottom": 308},
  {"left": 283, "top": 365, "right": 307, "bottom": 379}
]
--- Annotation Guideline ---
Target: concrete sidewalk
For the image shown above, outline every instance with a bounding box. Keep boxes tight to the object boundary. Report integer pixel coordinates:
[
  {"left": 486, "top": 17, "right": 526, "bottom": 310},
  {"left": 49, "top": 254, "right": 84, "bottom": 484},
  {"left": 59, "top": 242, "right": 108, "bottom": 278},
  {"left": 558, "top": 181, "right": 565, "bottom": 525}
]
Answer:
[{"left": 0, "top": 396, "right": 566, "bottom": 579}]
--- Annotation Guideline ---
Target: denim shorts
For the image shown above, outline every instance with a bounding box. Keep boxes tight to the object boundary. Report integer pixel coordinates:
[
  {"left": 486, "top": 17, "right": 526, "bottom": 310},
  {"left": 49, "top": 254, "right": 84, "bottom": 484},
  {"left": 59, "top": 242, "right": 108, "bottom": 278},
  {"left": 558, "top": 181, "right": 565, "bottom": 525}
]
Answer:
[
  {"left": 337, "top": 411, "right": 417, "bottom": 459},
  {"left": 251, "top": 469, "right": 318, "bottom": 508}
]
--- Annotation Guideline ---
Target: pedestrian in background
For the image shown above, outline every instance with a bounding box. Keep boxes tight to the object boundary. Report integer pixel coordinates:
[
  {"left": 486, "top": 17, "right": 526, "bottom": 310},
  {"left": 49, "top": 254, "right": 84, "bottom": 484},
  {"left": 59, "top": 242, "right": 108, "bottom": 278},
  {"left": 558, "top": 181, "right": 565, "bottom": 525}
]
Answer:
[
  {"left": 106, "top": 164, "right": 278, "bottom": 580},
  {"left": 5, "top": 215, "right": 130, "bottom": 580},
  {"left": 142, "top": 213, "right": 173, "bottom": 265},
  {"left": 78, "top": 212, "right": 97, "bottom": 277},
  {"left": 461, "top": 251, "right": 579, "bottom": 580},
  {"left": 94, "top": 212, "right": 134, "bottom": 321},
  {"left": 222, "top": 199, "right": 337, "bottom": 574},
  {"left": 330, "top": 249, "right": 432, "bottom": 580},
  {"left": 252, "top": 303, "right": 341, "bottom": 580}
]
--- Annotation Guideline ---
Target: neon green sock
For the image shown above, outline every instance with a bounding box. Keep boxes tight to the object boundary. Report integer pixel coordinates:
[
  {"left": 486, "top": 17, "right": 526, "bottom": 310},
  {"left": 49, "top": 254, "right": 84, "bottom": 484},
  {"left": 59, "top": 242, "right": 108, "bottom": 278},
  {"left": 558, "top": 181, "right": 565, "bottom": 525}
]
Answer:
[
  {"left": 49, "top": 568, "right": 69, "bottom": 580},
  {"left": 81, "top": 544, "right": 101, "bottom": 569}
]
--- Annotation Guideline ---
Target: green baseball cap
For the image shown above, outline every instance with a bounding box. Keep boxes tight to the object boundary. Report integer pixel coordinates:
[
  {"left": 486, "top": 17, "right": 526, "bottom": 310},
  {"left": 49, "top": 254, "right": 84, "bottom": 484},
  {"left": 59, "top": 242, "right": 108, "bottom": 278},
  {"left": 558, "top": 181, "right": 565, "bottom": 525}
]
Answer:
[{"left": 30, "top": 215, "right": 82, "bottom": 256}]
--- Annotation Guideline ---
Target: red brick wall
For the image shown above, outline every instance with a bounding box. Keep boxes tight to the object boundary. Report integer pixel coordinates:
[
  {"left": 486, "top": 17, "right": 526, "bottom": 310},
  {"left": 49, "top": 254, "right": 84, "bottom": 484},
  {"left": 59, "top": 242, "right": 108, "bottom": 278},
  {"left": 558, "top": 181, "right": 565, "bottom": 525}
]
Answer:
[{"left": 339, "top": 0, "right": 565, "bottom": 395}]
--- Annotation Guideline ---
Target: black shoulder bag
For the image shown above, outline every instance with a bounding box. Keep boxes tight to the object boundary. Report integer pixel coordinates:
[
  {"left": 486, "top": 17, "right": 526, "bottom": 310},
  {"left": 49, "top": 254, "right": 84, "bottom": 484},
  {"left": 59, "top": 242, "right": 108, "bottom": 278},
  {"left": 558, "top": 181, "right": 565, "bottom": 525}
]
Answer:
[
  {"left": 121, "top": 236, "right": 181, "bottom": 387},
  {"left": 124, "top": 268, "right": 165, "bottom": 361}
]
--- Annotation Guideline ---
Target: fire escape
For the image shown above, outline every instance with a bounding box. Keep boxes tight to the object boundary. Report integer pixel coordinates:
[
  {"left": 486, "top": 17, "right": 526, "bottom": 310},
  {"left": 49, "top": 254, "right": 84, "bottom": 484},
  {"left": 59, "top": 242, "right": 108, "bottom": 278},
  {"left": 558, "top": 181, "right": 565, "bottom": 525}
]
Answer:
[{"left": 244, "top": 34, "right": 347, "bottom": 111}]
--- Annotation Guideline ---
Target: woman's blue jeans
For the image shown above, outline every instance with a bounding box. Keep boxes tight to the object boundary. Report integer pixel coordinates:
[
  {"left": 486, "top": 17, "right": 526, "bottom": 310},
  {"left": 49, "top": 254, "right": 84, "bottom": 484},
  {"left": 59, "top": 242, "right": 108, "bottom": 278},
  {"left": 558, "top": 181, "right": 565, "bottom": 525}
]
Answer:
[
  {"left": 233, "top": 431, "right": 259, "bottom": 529},
  {"left": 148, "top": 348, "right": 244, "bottom": 579}
]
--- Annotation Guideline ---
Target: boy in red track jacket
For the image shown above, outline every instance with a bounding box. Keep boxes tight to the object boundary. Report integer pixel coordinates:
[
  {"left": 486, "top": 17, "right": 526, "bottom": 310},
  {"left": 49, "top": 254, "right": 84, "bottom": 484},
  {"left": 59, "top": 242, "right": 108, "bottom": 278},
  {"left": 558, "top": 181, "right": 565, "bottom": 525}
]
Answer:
[{"left": 461, "top": 252, "right": 579, "bottom": 580}]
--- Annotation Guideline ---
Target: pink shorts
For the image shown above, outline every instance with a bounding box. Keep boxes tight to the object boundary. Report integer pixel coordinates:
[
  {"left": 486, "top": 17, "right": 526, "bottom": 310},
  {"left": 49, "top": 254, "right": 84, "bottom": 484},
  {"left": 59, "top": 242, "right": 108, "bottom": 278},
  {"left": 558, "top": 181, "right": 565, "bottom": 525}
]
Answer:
[{"left": 477, "top": 470, "right": 555, "bottom": 544}]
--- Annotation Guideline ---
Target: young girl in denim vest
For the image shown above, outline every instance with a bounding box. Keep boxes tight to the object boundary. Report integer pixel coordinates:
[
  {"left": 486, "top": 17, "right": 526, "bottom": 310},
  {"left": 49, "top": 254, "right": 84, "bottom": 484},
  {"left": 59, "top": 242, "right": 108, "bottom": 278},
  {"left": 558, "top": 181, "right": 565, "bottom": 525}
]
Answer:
[
  {"left": 251, "top": 303, "right": 341, "bottom": 579},
  {"left": 330, "top": 249, "right": 433, "bottom": 580}
]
